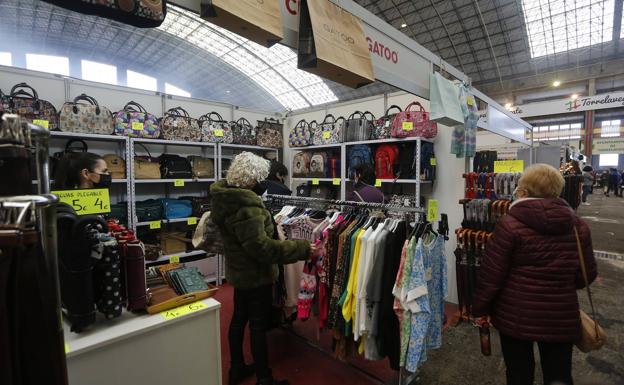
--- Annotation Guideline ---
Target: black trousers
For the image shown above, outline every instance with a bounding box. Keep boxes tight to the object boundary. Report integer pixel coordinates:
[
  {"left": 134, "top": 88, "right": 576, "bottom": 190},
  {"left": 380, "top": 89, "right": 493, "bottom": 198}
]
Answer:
[
  {"left": 500, "top": 333, "right": 574, "bottom": 385},
  {"left": 229, "top": 284, "right": 273, "bottom": 380}
]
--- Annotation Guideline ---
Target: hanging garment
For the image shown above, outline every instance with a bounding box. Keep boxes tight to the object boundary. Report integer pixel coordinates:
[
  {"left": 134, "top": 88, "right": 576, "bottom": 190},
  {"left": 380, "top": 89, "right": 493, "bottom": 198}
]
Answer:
[{"left": 451, "top": 85, "right": 479, "bottom": 158}]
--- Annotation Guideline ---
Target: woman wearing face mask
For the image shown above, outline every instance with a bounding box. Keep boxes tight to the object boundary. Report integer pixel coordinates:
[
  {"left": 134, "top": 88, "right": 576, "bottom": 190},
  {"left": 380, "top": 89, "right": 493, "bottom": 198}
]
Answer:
[
  {"left": 264, "top": 161, "right": 292, "bottom": 196},
  {"left": 53, "top": 152, "right": 111, "bottom": 190}
]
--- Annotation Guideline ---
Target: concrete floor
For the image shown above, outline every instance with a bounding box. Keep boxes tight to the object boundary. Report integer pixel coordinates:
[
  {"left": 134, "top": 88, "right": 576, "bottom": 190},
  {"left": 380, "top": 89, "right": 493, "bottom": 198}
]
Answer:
[{"left": 577, "top": 189, "right": 624, "bottom": 255}]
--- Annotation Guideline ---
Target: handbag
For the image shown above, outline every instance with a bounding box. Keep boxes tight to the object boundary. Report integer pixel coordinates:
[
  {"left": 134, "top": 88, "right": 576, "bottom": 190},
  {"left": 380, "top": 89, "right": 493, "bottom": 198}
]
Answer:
[
  {"left": 40, "top": 0, "right": 166, "bottom": 28},
  {"left": 188, "top": 155, "right": 215, "bottom": 178},
  {"left": 135, "top": 199, "right": 164, "bottom": 222},
  {"left": 102, "top": 154, "right": 126, "bottom": 179},
  {"left": 373, "top": 105, "right": 402, "bottom": 140},
  {"left": 8, "top": 83, "right": 59, "bottom": 130},
  {"left": 312, "top": 114, "right": 345, "bottom": 145},
  {"left": 159, "top": 154, "right": 193, "bottom": 179},
  {"left": 160, "top": 198, "right": 193, "bottom": 219},
  {"left": 344, "top": 111, "right": 375, "bottom": 142},
  {"left": 573, "top": 227, "right": 607, "bottom": 352},
  {"left": 50, "top": 139, "right": 89, "bottom": 178},
  {"left": 160, "top": 107, "right": 201, "bottom": 142},
  {"left": 392, "top": 101, "right": 438, "bottom": 139},
  {"left": 231, "top": 117, "right": 257, "bottom": 145},
  {"left": 288, "top": 119, "right": 311, "bottom": 147},
  {"left": 199, "top": 112, "right": 233, "bottom": 143},
  {"left": 256, "top": 118, "right": 283, "bottom": 148},
  {"left": 134, "top": 143, "right": 161, "bottom": 179},
  {"left": 192, "top": 211, "right": 224, "bottom": 254},
  {"left": 59, "top": 94, "right": 113, "bottom": 135},
  {"left": 180, "top": 196, "right": 211, "bottom": 217},
  {"left": 113, "top": 101, "right": 160, "bottom": 138}
]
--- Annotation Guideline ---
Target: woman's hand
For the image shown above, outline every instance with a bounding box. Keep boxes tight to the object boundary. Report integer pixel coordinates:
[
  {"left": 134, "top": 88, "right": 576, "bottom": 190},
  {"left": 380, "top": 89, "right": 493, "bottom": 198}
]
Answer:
[
  {"left": 309, "top": 243, "right": 321, "bottom": 259},
  {"left": 474, "top": 316, "right": 491, "bottom": 328}
]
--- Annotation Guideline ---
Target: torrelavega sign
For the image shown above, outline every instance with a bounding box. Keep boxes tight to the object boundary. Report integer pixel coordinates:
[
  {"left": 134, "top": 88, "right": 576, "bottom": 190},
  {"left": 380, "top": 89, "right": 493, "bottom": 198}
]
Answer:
[{"left": 506, "top": 91, "right": 624, "bottom": 118}]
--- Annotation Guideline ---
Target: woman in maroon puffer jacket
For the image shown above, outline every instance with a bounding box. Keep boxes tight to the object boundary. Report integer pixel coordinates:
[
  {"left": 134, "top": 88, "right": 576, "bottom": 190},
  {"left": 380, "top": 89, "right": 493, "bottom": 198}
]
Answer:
[{"left": 473, "top": 164, "right": 597, "bottom": 385}]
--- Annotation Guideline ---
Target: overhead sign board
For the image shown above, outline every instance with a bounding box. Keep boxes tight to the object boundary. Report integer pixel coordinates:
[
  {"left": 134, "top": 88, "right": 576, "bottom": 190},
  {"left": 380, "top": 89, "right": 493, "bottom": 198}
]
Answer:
[
  {"left": 507, "top": 91, "right": 624, "bottom": 118},
  {"left": 592, "top": 138, "right": 624, "bottom": 154}
]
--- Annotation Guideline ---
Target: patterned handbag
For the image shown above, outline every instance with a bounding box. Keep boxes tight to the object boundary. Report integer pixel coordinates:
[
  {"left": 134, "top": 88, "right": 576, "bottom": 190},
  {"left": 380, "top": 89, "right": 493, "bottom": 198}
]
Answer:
[
  {"left": 344, "top": 111, "right": 375, "bottom": 142},
  {"left": 59, "top": 94, "right": 113, "bottom": 135},
  {"left": 41, "top": 0, "right": 166, "bottom": 28},
  {"left": 256, "top": 118, "right": 283, "bottom": 148},
  {"left": 312, "top": 114, "right": 345, "bottom": 145},
  {"left": 391, "top": 101, "right": 436, "bottom": 139},
  {"left": 373, "top": 105, "right": 402, "bottom": 140},
  {"left": 231, "top": 117, "right": 257, "bottom": 145},
  {"left": 199, "top": 112, "right": 233, "bottom": 143},
  {"left": 160, "top": 107, "right": 201, "bottom": 142},
  {"left": 8, "top": 83, "right": 59, "bottom": 130},
  {"left": 113, "top": 101, "right": 160, "bottom": 138},
  {"left": 288, "top": 119, "right": 311, "bottom": 147}
]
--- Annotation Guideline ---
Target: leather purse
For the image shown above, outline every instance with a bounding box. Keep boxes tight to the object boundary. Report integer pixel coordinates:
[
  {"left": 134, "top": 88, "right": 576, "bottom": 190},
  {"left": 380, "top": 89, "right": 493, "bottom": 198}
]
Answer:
[
  {"left": 256, "top": 118, "right": 283, "bottom": 148},
  {"left": 103, "top": 154, "right": 126, "bottom": 179},
  {"left": 134, "top": 143, "right": 161, "bottom": 179},
  {"left": 113, "top": 101, "right": 160, "bottom": 138},
  {"left": 188, "top": 155, "right": 214, "bottom": 178},
  {"left": 574, "top": 227, "right": 606, "bottom": 352},
  {"left": 59, "top": 94, "right": 113, "bottom": 135},
  {"left": 288, "top": 119, "right": 311, "bottom": 147},
  {"left": 312, "top": 114, "right": 345, "bottom": 145},
  {"left": 199, "top": 112, "right": 233, "bottom": 143},
  {"left": 160, "top": 107, "right": 201, "bottom": 142},
  {"left": 8, "top": 83, "right": 59, "bottom": 130},
  {"left": 231, "top": 117, "right": 257, "bottom": 145}
]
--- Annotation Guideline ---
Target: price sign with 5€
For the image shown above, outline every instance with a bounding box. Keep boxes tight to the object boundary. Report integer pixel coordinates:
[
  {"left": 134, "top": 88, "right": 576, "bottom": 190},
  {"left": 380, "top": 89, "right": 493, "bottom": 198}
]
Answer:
[{"left": 52, "top": 189, "right": 111, "bottom": 215}]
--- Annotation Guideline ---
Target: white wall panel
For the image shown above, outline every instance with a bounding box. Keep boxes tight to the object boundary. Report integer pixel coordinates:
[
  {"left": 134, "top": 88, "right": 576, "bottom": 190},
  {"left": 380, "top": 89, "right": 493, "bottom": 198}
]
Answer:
[
  {"left": 164, "top": 95, "right": 231, "bottom": 120},
  {"left": 68, "top": 79, "right": 164, "bottom": 116},
  {"left": 0, "top": 66, "right": 66, "bottom": 108}
]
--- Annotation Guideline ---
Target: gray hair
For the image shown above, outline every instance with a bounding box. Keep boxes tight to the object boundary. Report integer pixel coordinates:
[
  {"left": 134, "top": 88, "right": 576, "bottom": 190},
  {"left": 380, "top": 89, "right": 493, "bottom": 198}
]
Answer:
[{"left": 226, "top": 151, "right": 270, "bottom": 188}]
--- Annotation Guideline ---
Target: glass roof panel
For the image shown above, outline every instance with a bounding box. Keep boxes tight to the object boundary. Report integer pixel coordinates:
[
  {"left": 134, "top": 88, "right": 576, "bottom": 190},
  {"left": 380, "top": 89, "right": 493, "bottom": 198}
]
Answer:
[
  {"left": 274, "top": 91, "right": 310, "bottom": 111},
  {"left": 521, "top": 0, "right": 614, "bottom": 58}
]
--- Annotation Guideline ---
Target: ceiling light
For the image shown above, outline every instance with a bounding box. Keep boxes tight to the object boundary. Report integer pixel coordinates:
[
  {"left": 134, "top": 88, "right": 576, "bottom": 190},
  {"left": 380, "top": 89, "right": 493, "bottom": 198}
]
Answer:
[
  {"left": 401, "top": 23, "right": 407, "bottom": 28},
  {"left": 571, "top": 94, "right": 579, "bottom": 100},
  {"left": 552, "top": 80, "right": 561, "bottom": 87},
  {"left": 505, "top": 103, "right": 512, "bottom": 108}
]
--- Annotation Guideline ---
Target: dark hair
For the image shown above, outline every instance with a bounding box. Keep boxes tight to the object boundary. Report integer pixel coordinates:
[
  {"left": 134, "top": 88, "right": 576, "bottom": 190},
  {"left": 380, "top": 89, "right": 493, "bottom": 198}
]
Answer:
[
  {"left": 354, "top": 163, "right": 376, "bottom": 185},
  {"left": 268, "top": 161, "right": 288, "bottom": 181},
  {"left": 582, "top": 165, "right": 593, "bottom": 172},
  {"left": 53, "top": 152, "right": 103, "bottom": 189}
]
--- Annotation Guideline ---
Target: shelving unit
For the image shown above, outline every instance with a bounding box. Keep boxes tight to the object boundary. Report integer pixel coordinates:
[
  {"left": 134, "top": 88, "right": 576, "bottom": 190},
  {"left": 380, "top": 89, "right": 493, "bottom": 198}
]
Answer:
[
  {"left": 146, "top": 250, "right": 207, "bottom": 264},
  {"left": 134, "top": 178, "right": 216, "bottom": 184},
  {"left": 135, "top": 217, "right": 198, "bottom": 227}
]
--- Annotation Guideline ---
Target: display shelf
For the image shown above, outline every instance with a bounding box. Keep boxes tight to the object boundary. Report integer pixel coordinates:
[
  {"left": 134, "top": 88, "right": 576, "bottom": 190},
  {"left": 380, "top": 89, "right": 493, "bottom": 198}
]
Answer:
[
  {"left": 132, "top": 138, "right": 217, "bottom": 147},
  {"left": 50, "top": 131, "right": 127, "bottom": 141},
  {"left": 291, "top": 177, "right": 339, "bottom": 182},
  {"left": 289, "top": 143, "right": 342, "bottom": 150},
  {"left": 35, "top": 178, "right": 128, "bottom": 185},
  {"left": 219, "top": 143, "right": 278, "bottom": 151},
  {"left": 345, "top": 178, "right": 432, "bottom": 184},
  {"left": 135, "top": 217, "right": 198, "bottom": 227},
  {"left": 134, "top": 178, "right": 215, "bottom": 184},
  {"left": 344, "top": 137, "right": 435, "bottom": 145},
  {"left": 145, "top": 250, "right": 207, "bottom": 264}
]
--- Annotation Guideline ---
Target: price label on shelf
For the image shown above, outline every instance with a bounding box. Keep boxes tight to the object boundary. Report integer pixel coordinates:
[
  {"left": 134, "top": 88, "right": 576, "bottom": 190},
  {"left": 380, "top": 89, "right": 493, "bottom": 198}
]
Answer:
[
  {"left": 375, "top": 179, "right": 382, "bottom": 187},
  {"left": 169, "top": 255, "right": 180, "bottom": 264},
  {"left": 402, "top": 121, "right": 414, "bottom": 131},
  {"left": 52, "top": 189, "right": 111, "bottom": 215},
  {"left": 312, "top": 178, "right": 320, "bottom": 185},
  {"left": 430, "top": 158, "right": 437, "bottom": 166},
  {"left": 427, "top": 199, "right": 439, "bottom": 222},
  {"left": 332, "top": 178, "right": 340, "bottom": 186},
  {"left": 160, "top": 301, "right": 207, "bottom": 321},
  {"left": 132, "top": 121, "right": 144, "bottom": 131},
  {"left": 174, "top": 179, "right": 185, "bottom": 187},
  {"left": 187, "top": 217, "right": 198, "bottom": 225},
  {"left": 214, "top": 129, "right": 224, "bottom": 137},
  {"left": 33, "top": 119, "right": 49, "bottom": 129},
  {"left": 322, "top": 131, "right": 331, "bottom": 140},
  {"left": 149, "top": 221, "right": 161, "bottom": 230}
]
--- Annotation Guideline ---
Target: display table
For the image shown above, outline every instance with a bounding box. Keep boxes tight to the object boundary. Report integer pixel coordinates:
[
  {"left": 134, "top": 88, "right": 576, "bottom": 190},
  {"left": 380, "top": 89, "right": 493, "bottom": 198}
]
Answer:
[{"left": 64, "top": 298, "right": 221, "bottom": 385}]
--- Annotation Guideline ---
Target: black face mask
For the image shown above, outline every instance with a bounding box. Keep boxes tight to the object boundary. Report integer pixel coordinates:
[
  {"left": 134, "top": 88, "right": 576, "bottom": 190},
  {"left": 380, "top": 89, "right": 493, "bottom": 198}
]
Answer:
[
  {"left": 252, "top": 181, "right": 268, "bottom": 196},
  {"left": 94, "top": 173, "right": 112, "bottom": 189}
]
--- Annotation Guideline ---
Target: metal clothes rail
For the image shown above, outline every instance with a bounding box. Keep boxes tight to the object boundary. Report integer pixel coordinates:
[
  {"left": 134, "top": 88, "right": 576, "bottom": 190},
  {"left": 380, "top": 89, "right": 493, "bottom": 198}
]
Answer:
[{"left": 264, "top": 194, "right": 426, "bottom": 213}]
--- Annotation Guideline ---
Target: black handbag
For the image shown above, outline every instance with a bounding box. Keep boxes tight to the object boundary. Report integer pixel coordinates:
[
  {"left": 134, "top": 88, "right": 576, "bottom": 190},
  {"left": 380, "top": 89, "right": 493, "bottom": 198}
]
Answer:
[
  {"left": 231, "top": 117, "right": 257, "bottom": 145},
  {"left": 41, "top": 0, "right": 167, "bottom": 28},
  {"left": 159, "top": 154, "right": 193, "bottom": 179},
  {"left": 180, "top": 196, "right": 211, "bottom": 217},
  {"left": 135, "top": 199, "right": 164, "bottom": 222}
]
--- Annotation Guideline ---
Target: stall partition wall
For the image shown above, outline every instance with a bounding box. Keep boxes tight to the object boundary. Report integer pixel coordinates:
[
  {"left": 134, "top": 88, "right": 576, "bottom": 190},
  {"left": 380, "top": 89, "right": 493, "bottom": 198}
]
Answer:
[{"left": 284, "top": 92, "right": 465, "bottom": 303}]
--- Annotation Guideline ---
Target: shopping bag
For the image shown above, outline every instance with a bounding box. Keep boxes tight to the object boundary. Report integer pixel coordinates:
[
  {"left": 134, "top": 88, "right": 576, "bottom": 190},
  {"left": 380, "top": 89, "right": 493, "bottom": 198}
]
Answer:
[
  {"left": 298, "top": 0, "right": 374, "bottom": 88},
  {"left": 200, "top": 0, "right": 283, "bottom": 47},
  {"left": 429, "top": 72, "right": 464, "bottom": 126}
]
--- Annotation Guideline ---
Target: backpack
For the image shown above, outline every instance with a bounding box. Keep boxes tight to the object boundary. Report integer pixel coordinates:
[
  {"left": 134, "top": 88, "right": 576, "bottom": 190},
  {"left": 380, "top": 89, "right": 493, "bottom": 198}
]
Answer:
[
  {"left": 296, "top": 183, "right": 311, "bottom": 197},
  {"left": 397, "top": 143, "right": 416, "bottom": 179},
  {"left": 292, "top": 152, "right": 312, "bottom": 177},
  {"left": 310, "top": 185, "right": 335, "bottom": 199},
  {"left": 375, "top": 144, "right": 399, "bottom": 179},
  {"left": 347, "top": 145, "right": 373, "bottom": 178},
  {"left": 309, "top": 152, "right": 327, "bottom": 177},
  {"left": 159, "top": 154, "right": 192, "bottom": 179},
  {"left": 288, "top": 119, "right": 311, "bottom": 147}
]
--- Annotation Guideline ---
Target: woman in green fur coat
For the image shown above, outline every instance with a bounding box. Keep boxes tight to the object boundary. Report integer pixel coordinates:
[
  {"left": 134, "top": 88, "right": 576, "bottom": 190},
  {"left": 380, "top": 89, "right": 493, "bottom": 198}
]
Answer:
[{"left": 210, "top": 152, "right": 316, "bottom": 385}]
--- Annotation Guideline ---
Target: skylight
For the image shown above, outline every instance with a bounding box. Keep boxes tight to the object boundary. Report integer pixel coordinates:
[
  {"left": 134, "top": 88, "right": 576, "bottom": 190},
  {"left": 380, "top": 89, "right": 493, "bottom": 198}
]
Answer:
[
  {"left": 26, "top": 53, "right": 69, "bottom": 76},
  {"left": 165, "top": 83, "right": 191, "bottom": 98},
  {"left": 81, "top": 60, "right": 117, "bottom": 85},
  {"left": 157, "top": 5, "right": 338, "bottom": 110},
  {"left": 521, "top": 0, "right": 614, "bottom": 58},
  {"left": 127, "top": 70, "right": 157, "bottom": 92},
  {"left": 0, "top": 52, "right": 11, "bottom": 66}
]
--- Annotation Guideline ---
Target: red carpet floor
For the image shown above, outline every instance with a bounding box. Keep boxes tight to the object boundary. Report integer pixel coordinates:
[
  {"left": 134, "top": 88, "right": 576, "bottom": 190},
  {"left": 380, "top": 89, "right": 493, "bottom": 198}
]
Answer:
[{"left": 214, "top": 284, "right": 394, "bottom": 385}]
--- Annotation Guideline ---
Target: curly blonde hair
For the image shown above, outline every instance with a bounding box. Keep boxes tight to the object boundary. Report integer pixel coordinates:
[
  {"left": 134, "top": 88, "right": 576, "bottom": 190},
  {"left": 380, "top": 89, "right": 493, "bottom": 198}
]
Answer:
[
  {"left": 226, "top": 151, "right": 270, "bottom": 188},
  {"left": 518, "top": 163, "right": 565, "bottom": 198}
]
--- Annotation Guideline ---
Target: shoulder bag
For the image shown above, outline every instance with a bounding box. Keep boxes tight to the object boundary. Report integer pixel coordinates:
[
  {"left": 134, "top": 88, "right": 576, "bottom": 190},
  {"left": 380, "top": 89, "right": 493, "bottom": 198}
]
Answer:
[
  {"left": 288, "top": 119, "right": 311, "bottom": 147},
  {"left": 103, "top": 154, "right": 126, "bottom": 179},
  {"left": 373, "top": 105, "right": 401, "bottom": 140},
  {"left": 133, "top": 143, "right": 161, "bottom": 179},
  {"left": 312, "top": 114, "right": 344, "bottom": 145},
  {"left": 199, "top": 112, "right": 233, "bottom": 143},
  {"left": 574, "top": 227, "right": 607, "bottom": 352},
  {"left": 160, "top": 107, "right": 201, "bottom": 142},
  {"left": 231, "top": 117, "right": 257, "bottom": 145},
  {"left": 113, "top": 101, "right": 160, "bottom": 138},
  {"left": 159, "top": 154, "right": 193, "bottom": 179},
  {"left": 188, "top": 155, "right": 214, "bottom": 178},
  {"left": 8, "top": 82, "right": 59, "bottom": 130},
  {"left": 59, "top": 94, "right": 113, "bottom": 135},
  {"left": 344, "top": 111, "right": 375, "bottom": 142},
  {"left": 256, "top": 118, "right": 283, "bottom": 148},
  {"left": 192, "top": 211, "right": 224, "bottom": 254}
]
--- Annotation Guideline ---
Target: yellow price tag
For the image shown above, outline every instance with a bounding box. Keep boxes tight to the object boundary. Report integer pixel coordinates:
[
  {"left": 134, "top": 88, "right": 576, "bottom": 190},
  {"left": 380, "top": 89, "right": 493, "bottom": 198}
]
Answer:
[
  {"left": 494, "top": 160, "right": 524, "bottom": 173},
  {"left": 402, "top": 121, "right": 414, "bottom": 131},
  {"left": 427, "top": 199, "right": 439, "bottom": 222},
  {"left": 33, "top": 119, "right": 49, "bottom": 129},
  {"left": 214, "top": 129, "right": 224, "bottom": 137},
  {"left": 322, "top": 131, "right": 331, "bottom": 140},
  {"left": 375, "top": 179, "right": 382, "bottom": 187},
  {"left": 187, "top": 217, "right": 198, "bottom": 225},
  {"left": 160, "top": 301, "right": 207, "bottom": 320},
  {"left": 65, "top": 343, "right": 70, "bottom": 353},
  {"left": 149, "top": 221, "right": 161, "bottom": 230},
  {"left": 52, "top": 189, "right": 111, "bottom": 215},
  {"left": 174, "top": 179, "right": 185, "bottom": 187},
  {"left": 466, "top": 95, "right": 475, "bottom": 106},
  {"left": 312, "top": 178, "right": 319, "bottom": 185},
  {"left": 332, "top": 178, "right": 340, "bottom": 186},
  {"left": 430, "top": 158, "right": 437, "bottom": 166},
  {"left": 169, "top": 255, "right": 180, "bottom": 264},
  {"left": 132, "top": 121, "right": 144, "bottom": 131}
]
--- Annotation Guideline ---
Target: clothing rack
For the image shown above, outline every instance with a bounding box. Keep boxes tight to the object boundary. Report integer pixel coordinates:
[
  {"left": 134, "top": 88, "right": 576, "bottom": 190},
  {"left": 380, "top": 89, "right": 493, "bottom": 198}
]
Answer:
[{"left": 265, "top": 194, "right": 427, "bottom": 214}]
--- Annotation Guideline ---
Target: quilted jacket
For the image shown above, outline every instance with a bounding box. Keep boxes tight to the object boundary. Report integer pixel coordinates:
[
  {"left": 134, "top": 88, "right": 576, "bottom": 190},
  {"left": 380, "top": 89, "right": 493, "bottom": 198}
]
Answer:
[
  {"left": 472, "top": 198, "right": 597, "bottom": 342},
  {"left": 209, "top": 180, "right": 310, "bottom": 289}
]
